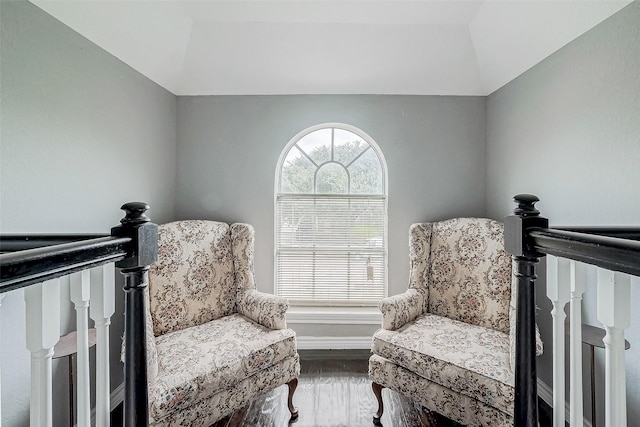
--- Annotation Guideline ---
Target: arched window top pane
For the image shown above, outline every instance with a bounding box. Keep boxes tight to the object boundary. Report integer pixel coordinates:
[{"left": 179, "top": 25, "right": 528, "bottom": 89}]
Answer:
[
  {"left": 297, "top": 129, "right": 331, "bottom": 165},
  {"left": 316, "top": 162, "right": 348, "bottom": 194},
  {"left": 334, "top": 129, "right": 368, "bottom": 165},
  {"left": 349, "top": 149, "right": 383, "bottom": 194},
  {"left": 281, "top": 147, "right": 314, "bottom": 193},
  {"left": 279, "top": 124, "right": 386, "bottom": 195}
]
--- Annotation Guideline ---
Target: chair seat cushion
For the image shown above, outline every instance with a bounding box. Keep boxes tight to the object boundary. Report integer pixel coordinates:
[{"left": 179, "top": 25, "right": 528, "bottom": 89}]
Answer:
[
  {"left": 369, "top": 355, "right": 513, "bottom": 425},
  {"left": 149, "top": 313, "right": 297, "bottom": 421},
  {"left": 150, "top": 355, "right": 300, "bottom": 425},
  {"left": 372, "top": 313, "right": 514, "bottom": 414}
]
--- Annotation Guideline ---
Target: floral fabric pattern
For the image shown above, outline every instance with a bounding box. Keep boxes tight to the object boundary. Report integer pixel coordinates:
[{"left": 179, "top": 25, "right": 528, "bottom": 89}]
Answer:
[
  {"left": 407, "top": 223, "right": 433, "bottom": 294},
  {"left": 379, "top": 288, "right": 428, "bottom": 331},
  {"left": 149, "top": 221, "right": 236, "bottom": 336},
  {"left": 373, "top": 314, "right": 513, "bottom": 413},
  {"left": 428, "top": 218, "right": 512, "bottom": 333},
  {"left": 379, "top": 223, "right": 433, "bottom": 331},
  {"left": 369, "top": 218, "right": 544, "bottom": 426},
  {"left": 151, "top": 355, "right": 300, "bottom": 426},
  {"left": 369, "top": 355, "right": 513, "bottom": 427},
  {"left": 237, "top": 290, "right": 289, "bottom": 330},
  {"left": 231, "top": 223, "right": 289, "bottom": 330},
  {"left": 149, "top": 313, "right": 296, "bottom": 422},
  {"left": 133, "top": 219, "right": 299, "bottom": 425}
]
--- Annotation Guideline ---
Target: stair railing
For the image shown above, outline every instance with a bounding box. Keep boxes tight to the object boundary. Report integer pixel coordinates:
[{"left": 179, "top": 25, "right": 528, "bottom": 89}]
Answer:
[
  {"left": 505, "top": 194, "right": 639, "bottom": 427},
  {"left": 0, "top": 202, "right": 157, "bottom": 427}
]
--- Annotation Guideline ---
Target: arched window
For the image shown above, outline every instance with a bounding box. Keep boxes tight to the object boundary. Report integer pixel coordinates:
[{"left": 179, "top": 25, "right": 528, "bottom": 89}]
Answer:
[{"left": 275, "top": 124, "right": 388, "bottom": 306}]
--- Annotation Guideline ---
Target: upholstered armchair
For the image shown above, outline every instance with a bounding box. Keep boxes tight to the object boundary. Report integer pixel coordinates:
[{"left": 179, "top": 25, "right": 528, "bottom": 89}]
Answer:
[
  {"left": 369, "top": 218, "right": 542, "bottom": 427},
  {"left": 141, "top": 220, "right": 300, "bottom": 426}
]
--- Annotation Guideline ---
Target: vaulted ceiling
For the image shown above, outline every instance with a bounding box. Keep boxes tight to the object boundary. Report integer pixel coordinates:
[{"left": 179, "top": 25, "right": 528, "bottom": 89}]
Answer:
[{"left": 31, "top": 0, "right": 632, "bottom": 96}]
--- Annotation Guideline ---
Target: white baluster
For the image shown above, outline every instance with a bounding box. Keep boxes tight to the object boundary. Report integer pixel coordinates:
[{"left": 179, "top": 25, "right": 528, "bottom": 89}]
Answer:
[
  {"left": 70, "top": 270, "right": 91, "bottom": 427},
  {"left": 569, "top": 261, "right": 586, "bottom": 427},
  {"left": 546, "top": 256, "right": 571, "bottom": 427},
  {"left": 25, "top": 279, "right": 60, "bottom": 427},
  {"left": 596, "top": 269, "right": 630, "bottom": 427},
  {"left": 90, "top": 263, "right": 116, "bottom": 427}
]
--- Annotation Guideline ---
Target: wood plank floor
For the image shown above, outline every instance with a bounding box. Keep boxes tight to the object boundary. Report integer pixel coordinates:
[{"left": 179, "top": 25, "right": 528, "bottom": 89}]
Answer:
[
  {"left": 110, "top": 349, "right": 553, "bottom": 426},
  {"left": 212, "top": 350, "right": 463, "bottom": 427}
]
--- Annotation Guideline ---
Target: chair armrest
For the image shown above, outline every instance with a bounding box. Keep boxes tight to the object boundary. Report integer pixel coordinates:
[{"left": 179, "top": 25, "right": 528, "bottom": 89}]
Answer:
[
  {"left": 237, "top": 289, "right": 289, "bottom": 330},
  {"left": 379, "top": 288, "right": 427, "bottom": 330}
]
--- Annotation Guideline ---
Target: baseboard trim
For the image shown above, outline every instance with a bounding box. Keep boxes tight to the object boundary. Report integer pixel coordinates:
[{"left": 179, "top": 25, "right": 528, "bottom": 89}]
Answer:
[
  {"left": 296, "top": 336, "right": 372, "bottom": 349},
  {"left": 537, "top": 378, "right": 554, "bottom": 406},
  {"left": 537, "top": 378, "right": 592, "bottom": 427},
  {"left": 111, "top": 382, "right": 125, "bottom": 408}
]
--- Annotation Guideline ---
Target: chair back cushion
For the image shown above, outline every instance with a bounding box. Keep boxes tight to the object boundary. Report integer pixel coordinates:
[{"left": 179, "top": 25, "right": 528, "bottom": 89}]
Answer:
[
  {"left": 149, "top": 220, "right": 236, "bottom": 336},
  {"left": 427, "top": 218, "right": 512, "bottom": 333}
]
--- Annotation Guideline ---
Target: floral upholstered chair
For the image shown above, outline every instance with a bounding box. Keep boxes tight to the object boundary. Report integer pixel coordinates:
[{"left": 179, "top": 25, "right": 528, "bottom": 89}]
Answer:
[
  {"left": 142, "top": 220, "right": 300, "bottom": 426},
  {"left": 368, "top": 218, "right": 542, "bottom": 427}
]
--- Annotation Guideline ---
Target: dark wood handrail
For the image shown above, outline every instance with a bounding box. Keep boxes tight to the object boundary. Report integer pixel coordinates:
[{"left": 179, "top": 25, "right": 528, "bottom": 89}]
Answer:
[
  {"left": 0, "top": 202, "right": 158, "bottom": 427},
  {"left": 504, "top": 194, "right": 640, "bottom": 427},
  {"left": 529, "top": 227, "right": 640, "bottom": 276},
  {"left": 552, "top": 226, "right": 640, "bottom": 241},
  {"left": 0, "top": 234, "right": 110, "bottom": 252},
  {"left": 0, "top": 236, "right": 131, "bottom": 294}
]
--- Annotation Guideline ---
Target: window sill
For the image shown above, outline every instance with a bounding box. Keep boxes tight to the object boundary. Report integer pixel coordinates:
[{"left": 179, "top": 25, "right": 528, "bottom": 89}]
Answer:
[{"left": 286, "top": 306, "right": 381, "bottom": 325}]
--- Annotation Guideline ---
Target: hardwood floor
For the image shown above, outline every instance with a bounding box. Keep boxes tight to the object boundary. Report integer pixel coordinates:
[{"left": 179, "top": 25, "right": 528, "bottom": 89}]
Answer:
[
  {"left": 113, "top": 349, "right": 553, "bottom": 426},
  {"left": 213, "top": 350, "right": 463, "bottom": 427}
]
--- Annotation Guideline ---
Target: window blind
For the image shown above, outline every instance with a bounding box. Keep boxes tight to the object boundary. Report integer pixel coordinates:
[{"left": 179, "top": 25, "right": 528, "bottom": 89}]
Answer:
[{"left": 276, "top": 194, "right": 387, "bottom": 305}]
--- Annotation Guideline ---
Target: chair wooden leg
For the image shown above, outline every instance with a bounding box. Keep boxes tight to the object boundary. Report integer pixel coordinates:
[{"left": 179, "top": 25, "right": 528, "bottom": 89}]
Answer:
[
  {"left": 372, "top": 382, "right": 385, "bottom": 425},
  {"left": 287, "top": 378, "right": 299, "bottom": 419}
]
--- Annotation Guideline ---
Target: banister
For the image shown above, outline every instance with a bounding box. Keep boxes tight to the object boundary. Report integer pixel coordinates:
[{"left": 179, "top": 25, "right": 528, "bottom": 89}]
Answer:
[
  {"left": 529, "top": 228, "right": 640, "bottom": 276},
  {"left": 0, "top": 234, "right": 110, "bottom": 252},
  {"left": 505, "top": 194, "right": 547, "bottom": 427},
  {"left": 553, "top": 226, "right": 640, "bottom": 240},
  {"left": 0, "top": 236, "right": 131, "bottom": 294},
  {"left": 111, "top": 202, "right": 158, "bottom": 427},
  {"left": 505, "top": 194, "right": 640, "bottom": 427},
  {"left": 0, "top": 202, "right": 158, "bottom": 426}
]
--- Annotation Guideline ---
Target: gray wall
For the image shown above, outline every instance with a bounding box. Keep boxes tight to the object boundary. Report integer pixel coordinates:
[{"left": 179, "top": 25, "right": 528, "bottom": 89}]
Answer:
[
  {"left": 6, "top": 0, "right": 638, "bottom": 423},
  {"left": 486, "top": 2, "right": 640, "bottom": 424},
  {"left": 0, "top": 2, "right": 177, "bottom": 425},
  {"left": 176, "top": 94, "right": 487, "bottom": 309}
]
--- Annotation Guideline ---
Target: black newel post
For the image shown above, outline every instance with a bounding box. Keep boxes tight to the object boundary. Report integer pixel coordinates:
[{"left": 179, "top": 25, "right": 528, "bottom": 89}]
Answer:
[
  {"left": 504, "top": 194, "right": 548, "bottom": 427},
  {"left": 111, "top": 202, "right": 158, "bottom": 427}
]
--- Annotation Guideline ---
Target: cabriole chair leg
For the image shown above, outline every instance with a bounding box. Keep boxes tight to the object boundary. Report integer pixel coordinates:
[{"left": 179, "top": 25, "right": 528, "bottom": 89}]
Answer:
[
  {"left": 287, "top": 378, "right": 299, "bottom": 419},
  {"left": 372, "top": 382, "right": 385, "bottom": 425}
]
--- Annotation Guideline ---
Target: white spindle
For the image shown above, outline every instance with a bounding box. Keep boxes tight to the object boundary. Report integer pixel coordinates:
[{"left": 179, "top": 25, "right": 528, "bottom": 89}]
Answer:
[
  {"left": 596, "top": 268, "right": 631, "bottom": 427},
  {"left": 70, "top": 270, "right": 91, "bottom": 427},
  {"left": 569, "top": 260, "right": 586, "bottom": 427},
  {"left": 25, "top": 279, "right": 60, "bottom": 427},
  {"left": 546, "top": 256, "right": 571, "bottom": 427},
  {"left": 90, "top": 263, "right": 116, "bottom": 427}
]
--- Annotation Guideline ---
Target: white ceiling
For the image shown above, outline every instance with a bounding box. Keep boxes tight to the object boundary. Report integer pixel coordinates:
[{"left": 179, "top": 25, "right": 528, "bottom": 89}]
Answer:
[{"left": 31, "top": 0, "right": 632, "bottom": 96}]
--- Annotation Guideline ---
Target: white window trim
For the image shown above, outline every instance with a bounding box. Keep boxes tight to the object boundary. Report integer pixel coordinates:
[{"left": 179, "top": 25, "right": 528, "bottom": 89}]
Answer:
[
  {"left": 274, "top": 122, "right": 389, "bottom": 306},
  {"left": 286, "top": 306, "right": 382, "bottom": 325}
]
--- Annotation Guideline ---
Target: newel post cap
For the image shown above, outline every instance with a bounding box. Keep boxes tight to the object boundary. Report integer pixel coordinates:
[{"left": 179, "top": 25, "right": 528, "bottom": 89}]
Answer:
[
  {"left": 120, "top": 202, "right": 151, "bottom": 225},
  {"left": 513, "top": 194, "right": 540, "bottom": 217},
  {"left": 505, "top": 194, "right": 548, "bottom": 257},
  {"left": 112, "top": 202, "right": 158, "bottom": 269}
]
